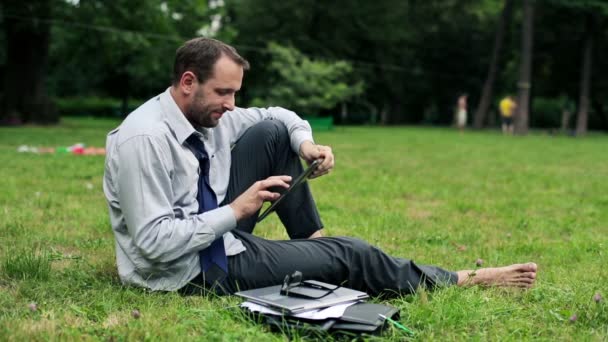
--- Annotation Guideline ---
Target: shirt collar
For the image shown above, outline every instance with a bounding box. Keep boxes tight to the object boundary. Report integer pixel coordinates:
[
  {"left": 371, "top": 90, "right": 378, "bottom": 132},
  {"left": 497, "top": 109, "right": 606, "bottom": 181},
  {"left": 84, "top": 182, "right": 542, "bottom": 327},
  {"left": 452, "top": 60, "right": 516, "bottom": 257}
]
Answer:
[{"left": 159, "top": 87, "right": 209, "bottom": 145}]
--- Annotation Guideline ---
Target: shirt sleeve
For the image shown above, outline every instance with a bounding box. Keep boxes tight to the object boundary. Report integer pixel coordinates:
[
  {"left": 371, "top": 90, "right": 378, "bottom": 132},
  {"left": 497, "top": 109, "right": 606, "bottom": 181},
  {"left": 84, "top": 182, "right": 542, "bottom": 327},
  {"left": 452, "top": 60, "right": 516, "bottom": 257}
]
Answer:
[
  {"left": 114, "top": 135, "right": 236, "bottom": 263},
  {"left": 224, "top": 107, "right": 314, "bottom": 153}
]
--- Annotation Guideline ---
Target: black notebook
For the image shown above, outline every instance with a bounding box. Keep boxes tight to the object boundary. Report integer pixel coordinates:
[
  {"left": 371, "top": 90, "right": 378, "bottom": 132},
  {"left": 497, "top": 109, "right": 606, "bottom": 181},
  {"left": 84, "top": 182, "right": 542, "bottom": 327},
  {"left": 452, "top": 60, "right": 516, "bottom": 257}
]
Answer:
[{"left": 331, "top": 302, "right": 399, "bottom": 332}]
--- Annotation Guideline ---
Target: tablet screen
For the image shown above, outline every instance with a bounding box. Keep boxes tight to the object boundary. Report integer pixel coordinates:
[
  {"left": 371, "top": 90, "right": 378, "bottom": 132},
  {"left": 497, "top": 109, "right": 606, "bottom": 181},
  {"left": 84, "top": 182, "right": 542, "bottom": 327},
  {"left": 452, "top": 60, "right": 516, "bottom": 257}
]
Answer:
[{"left": 257, "top": 160, "right": 320, "bottom": 222}]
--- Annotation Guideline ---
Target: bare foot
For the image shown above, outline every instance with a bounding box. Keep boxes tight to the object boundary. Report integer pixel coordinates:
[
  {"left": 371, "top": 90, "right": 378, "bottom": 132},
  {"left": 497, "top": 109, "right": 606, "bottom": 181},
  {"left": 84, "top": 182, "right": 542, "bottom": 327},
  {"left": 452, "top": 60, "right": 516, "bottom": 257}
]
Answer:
[
  {"left": 308, "top": 230, "right": 324, "bottom": 239},
  {"left": 456, "top": 262, "right": 537, "bottom": 288}
]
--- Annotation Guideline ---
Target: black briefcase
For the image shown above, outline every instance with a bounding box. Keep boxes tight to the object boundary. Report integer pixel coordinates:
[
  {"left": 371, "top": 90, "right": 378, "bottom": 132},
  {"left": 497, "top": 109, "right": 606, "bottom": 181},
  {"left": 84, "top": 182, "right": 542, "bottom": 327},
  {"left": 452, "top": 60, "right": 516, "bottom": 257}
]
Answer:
[
  {"left": 331, "top": 302, "right": 400, "bottom": 333},
  {"left": 247, "top": 302, "right": 400, "bottom": 337}
]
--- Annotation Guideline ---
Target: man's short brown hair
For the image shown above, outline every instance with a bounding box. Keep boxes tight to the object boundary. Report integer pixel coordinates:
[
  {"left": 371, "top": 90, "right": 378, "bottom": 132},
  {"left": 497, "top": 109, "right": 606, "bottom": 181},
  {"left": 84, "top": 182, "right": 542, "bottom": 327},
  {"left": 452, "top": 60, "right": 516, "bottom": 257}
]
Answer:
[{"left": 172, "top": 38, "right": 250, "bottom": 86}]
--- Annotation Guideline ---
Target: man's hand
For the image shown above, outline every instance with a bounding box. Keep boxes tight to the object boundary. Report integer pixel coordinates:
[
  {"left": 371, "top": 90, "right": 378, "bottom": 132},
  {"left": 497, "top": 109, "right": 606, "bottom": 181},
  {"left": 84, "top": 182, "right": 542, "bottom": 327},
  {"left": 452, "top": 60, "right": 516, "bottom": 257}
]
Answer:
[
  {"left": 299, "top": 141, "right": 334, "bottom": 178},
  {"left": 229, "top": 175, "right": 291, "bottom": 221}
]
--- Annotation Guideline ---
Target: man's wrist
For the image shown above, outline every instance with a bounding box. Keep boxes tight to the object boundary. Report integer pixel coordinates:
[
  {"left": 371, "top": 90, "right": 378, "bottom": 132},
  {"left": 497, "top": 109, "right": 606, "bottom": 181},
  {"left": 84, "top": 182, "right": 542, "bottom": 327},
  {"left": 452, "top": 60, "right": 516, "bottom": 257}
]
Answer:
[
  {"left": 229, "top": 203, "right": 244, "bottom": 222},
  {"left": 299, "top": 140, "right": 315, "bottom": 158}
]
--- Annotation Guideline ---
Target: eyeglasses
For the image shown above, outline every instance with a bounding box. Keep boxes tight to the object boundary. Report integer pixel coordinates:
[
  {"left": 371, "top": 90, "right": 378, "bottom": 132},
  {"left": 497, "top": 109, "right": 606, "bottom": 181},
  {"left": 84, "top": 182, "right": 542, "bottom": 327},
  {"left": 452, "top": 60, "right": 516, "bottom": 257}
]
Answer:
[{"left": 280, "top": 271, "right": 340, "bottom": 299}]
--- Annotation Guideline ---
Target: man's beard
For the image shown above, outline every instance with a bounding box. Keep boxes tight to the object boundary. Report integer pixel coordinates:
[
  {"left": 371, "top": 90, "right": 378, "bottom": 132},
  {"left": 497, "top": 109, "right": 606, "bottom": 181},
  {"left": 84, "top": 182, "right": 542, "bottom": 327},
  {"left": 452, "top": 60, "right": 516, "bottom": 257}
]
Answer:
[{"left": 187, "top": 92, "right": 220, "bottom": 128}]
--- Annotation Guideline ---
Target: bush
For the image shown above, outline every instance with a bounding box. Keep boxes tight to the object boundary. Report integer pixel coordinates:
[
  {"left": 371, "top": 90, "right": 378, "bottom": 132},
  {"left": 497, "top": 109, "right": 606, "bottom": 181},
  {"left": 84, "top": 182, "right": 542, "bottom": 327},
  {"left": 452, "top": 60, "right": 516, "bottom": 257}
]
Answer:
[
  {"left": 531, "top": 97, "right": 565, "bottom": 128},
  {"left": 250, "top": 42, "right": 364, "bottom": 117},
  {"left": 55, "top": 97, "right": 142, "bottom": 117}
]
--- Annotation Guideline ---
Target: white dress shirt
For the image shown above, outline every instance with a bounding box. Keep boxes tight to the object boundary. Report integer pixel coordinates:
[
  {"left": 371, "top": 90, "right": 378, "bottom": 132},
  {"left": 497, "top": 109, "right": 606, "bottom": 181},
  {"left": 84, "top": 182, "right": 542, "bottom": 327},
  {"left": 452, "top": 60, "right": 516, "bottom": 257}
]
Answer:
[{"left": 103, "top": 87, "right": 313, "bottom": 291}]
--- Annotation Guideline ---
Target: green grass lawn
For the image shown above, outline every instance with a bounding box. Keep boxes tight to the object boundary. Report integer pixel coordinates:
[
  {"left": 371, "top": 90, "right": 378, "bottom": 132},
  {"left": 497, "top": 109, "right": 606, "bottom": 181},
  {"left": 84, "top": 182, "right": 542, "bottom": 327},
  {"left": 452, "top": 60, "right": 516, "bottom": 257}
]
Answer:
[{"left": 1, "top": 117, "right": 606, "bottom": 341}]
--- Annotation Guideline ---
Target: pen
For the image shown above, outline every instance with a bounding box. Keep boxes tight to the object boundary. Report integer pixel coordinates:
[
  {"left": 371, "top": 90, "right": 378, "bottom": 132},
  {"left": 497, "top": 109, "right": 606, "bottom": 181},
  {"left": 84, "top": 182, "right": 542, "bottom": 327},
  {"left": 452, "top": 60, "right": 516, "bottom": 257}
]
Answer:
[{"left": 379, "top": 314, "right": 415, "bottom": 335}]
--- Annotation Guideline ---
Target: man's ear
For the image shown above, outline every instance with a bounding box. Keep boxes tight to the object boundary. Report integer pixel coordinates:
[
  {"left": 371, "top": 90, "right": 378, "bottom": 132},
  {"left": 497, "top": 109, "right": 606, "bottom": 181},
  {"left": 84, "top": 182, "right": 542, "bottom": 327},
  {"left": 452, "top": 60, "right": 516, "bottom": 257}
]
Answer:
[{"left": 179, "top": 71, "right": 197, "bottom": 95}]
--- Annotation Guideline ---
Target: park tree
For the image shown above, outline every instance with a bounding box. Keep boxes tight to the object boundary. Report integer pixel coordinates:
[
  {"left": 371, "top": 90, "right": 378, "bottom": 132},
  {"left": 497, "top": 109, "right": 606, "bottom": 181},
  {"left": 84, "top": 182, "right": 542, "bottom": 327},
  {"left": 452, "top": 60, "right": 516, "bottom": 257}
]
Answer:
[
  {"left": 1, "top": 0, "right": 59, "bottom": 125},
  {"left": 369, "top": 1, "right": 502, "bottom": 125},
  {"left": 473, "top": 0, "right": 514, "bottom": 129},
  {"left": 514, "top": 0, "right": 534, "bottom": 135},
  {"left": 227, "top": 0, "right": 501, "bottom": 125},
  {"left": 575, "top": 13, "right": 594, "bottom": 136},
  {"left": 49, "top": 0, "right": 219, "bottom": 116},
  {"left": 4, "top": 0, "right": 607, "bottom": 132},
  {"left": 249, "top": 42, "right": 363, "bottom": 117},
  {"left": 1, "top": 0, "right": 228, "bottom": 123},
  {"left": 564, "top": 1, "right": 608, "bottom": 136},
  {"left": 535, "top": 0, "right": 608, "bottom": 134}
]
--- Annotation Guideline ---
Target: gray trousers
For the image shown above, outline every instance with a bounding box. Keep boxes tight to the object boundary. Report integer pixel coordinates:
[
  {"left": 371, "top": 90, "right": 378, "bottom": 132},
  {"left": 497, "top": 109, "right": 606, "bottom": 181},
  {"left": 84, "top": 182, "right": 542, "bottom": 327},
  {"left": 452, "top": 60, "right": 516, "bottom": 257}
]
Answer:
[{"left": 184, "top": 120, "right": 457, "bottom": 297}]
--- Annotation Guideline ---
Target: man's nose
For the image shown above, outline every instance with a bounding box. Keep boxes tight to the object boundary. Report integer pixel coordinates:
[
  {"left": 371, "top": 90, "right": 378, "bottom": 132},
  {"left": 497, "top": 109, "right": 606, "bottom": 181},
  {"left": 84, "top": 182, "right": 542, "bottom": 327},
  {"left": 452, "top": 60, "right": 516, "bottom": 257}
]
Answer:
[{"left": 223, "top": 94, "right": 236, "bottom": 111}]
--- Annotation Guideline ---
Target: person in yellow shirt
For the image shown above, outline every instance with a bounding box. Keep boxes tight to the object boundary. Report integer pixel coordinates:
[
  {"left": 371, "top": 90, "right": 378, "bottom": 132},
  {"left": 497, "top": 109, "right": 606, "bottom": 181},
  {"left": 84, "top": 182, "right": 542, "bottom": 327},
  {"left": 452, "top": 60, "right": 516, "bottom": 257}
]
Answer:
[{"left": 499, "top": 96, "right": 517, "bottom": 135}]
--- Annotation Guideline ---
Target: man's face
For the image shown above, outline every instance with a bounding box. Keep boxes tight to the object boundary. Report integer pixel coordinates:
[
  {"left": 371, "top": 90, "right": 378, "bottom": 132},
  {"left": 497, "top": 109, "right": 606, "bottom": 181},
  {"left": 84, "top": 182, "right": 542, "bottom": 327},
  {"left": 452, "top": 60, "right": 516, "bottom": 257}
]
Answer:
[{"left": 185, "top": 56, "right": 243, "bottom": 128}]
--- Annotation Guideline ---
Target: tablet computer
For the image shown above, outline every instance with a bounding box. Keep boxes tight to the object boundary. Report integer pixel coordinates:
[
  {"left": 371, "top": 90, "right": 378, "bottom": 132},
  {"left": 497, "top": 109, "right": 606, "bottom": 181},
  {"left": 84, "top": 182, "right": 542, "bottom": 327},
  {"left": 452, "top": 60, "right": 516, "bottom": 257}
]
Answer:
[{"left": 257, "top": 160, "right": 320, "bottom": 222}]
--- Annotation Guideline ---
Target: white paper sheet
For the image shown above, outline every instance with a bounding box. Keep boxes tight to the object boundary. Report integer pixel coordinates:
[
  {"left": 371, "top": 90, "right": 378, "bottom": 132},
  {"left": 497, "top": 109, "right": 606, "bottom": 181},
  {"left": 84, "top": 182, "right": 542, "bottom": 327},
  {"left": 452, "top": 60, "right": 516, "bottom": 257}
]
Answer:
[{"left": 241, "top": 300, "right": 359, "bottom": 320}]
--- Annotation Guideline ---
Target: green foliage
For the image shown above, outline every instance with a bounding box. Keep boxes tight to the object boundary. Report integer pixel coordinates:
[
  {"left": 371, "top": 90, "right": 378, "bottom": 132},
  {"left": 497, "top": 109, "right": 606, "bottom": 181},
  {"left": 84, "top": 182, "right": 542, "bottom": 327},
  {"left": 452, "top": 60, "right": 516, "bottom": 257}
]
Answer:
[
  {"left": 48, "top": 0, "right": 227, "bottom": 99},
  {"left": 1, "top": 117, "right": 608, "bottom": 339},
  {"left": 250, "top": 42, "right": 363, "bottom": 117},
  {"left": 531, "top": 97, "right": 565, "bottom": 128},
  {"left": 541, "top": 0, "right": 608, "bottom": 14},
  {"left": 3, "top": 0, "right": 608, "bottom": 128},
  {"left": 229, "top": 0, "right": 507, "bottom": 124},
  {"left": 55, "top": 97, "right": 143, "bottom": 117},
  {"left": 222, "top": 0, "right": 608, "bottom": 128}
]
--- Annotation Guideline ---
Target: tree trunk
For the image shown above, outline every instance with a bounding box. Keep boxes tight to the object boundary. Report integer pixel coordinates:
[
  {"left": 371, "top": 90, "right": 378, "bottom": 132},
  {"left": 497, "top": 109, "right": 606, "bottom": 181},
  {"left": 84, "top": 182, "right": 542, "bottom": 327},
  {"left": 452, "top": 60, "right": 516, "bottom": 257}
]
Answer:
[
  {"left": 380, "top": 102, "right": 390, "bottom": 125},
  {"left": 575, "top": 14, "right": 593, "bottom": 136},
  {"left": 488, "top": 109, "right": 496, "bottom": 127},
  {"left": 560, "top": 110, "right": 571, "bottom": 132},
  {"left": 514, "top": 0, "right": 534, "bottom": 135},
  {"left": 591, "top": 100, "right": 606, "bottom": 131},
  {"left": 0, "top": 0, "right": 58, "bottom": 125},
  {"left": 473, "top": 0, "right": 513, "bottom": 129},
  {"left": 389, "top": 99, "right": 405, "bottom": 125}
]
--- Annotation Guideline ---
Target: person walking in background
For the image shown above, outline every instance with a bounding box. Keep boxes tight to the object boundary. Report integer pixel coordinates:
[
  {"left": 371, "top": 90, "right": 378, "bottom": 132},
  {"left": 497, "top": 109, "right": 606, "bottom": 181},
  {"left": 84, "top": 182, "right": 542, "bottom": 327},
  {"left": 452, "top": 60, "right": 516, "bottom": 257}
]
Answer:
[
  {"left": 499, "top": 95, "right": 517, "bottom": 135},
  {"left": 456, "top": 94, "right": 468, "bottom": 133}
]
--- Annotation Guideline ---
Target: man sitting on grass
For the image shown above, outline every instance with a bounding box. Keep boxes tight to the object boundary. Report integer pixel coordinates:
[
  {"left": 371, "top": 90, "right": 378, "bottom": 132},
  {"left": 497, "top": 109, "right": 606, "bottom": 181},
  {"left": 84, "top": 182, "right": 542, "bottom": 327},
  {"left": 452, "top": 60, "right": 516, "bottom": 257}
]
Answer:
[{"left": 103, "top": 37, "right": 537, "bottom": 296}]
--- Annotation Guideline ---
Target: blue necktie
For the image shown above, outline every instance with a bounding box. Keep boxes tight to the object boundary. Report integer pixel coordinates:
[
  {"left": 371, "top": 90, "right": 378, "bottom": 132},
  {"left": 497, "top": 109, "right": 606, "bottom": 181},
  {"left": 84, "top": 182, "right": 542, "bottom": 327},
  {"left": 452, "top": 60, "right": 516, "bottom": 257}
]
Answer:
[{"left": 187, "top": 134, "right": 228, "bottom": 282}]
